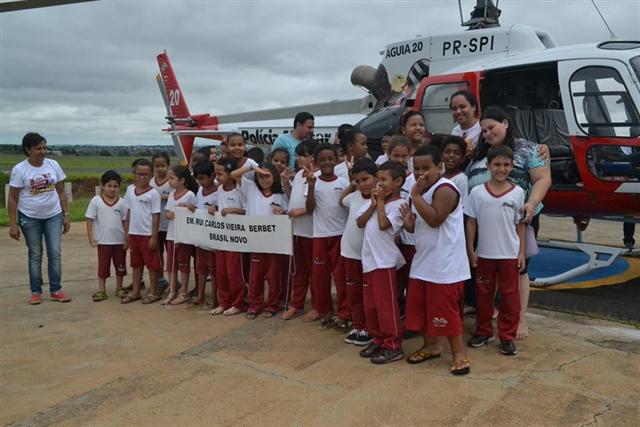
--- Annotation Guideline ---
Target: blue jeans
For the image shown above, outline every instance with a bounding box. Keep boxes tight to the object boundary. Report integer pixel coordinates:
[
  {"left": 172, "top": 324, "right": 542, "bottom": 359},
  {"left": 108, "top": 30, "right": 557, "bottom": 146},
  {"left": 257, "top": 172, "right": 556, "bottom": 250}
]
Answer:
[{"left": 18, "top": 212, "right": 63, "bottom": 294}]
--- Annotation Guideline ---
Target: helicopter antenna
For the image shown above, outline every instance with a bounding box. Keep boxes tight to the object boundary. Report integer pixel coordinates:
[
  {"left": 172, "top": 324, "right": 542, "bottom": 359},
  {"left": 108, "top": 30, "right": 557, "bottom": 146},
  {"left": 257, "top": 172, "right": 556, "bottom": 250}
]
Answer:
[
  {"left": 590, "top": 0, "right": 617, "bottom": 39},
  {"left": 462, "top": 0, "right": 501, "bottom": 30},
  {"left": 457, "top": 0, "right": 464, "bottom": 26}
]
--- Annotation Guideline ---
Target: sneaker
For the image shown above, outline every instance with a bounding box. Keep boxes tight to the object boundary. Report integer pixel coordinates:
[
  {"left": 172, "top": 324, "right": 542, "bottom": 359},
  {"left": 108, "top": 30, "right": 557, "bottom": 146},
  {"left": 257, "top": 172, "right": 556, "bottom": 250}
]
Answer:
[
  {"left": 467, "top": 335, "right": 495, "bottom": 347},
  {"left": 500, "top": 340, "right": 518, "bottom": 356},
  {"left": 29, "top": 294, "right": 42, "bottom": 305},
  {"left": 359, "top": 343, "right": 383, "bottom": 358},
  {"left": 344, "top": 329, "right": 360, "bottom": 345},
  {"left": 157, "top": 278, "right": 169, "bottom": 294},
  {"left": 50, "top": 291, "right": 72, "bottom": 302},
  {"left": 371, "top": 349, "right": 404, "bottom": 365},
  {"left": 353, "top": 330, "right": 373, "bottom": 347}
]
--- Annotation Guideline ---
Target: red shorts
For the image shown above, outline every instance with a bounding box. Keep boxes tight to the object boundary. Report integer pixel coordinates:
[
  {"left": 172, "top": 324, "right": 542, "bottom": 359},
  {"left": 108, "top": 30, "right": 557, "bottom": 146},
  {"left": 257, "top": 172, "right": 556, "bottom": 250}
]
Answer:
[
  {"left": 97, "top": 244, "right": 127, "bottom": 279},
  {"left": 166, "top": 240, "right": 195, "bottom": 274},
  {"left": 129, "top": 235, "right": 162, "bottom": 271},
  {"left": 405, "top": 279, "right": 464, "bottom": 337},
  {"left": 195, "top": 247, "right": 216, "bottom": 276}
]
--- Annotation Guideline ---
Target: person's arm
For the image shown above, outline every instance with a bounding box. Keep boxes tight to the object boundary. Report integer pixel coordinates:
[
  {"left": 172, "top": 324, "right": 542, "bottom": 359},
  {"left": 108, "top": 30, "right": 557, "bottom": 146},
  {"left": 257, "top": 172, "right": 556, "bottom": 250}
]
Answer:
[
  {"left": 123, "top": 210, "right": 130, "bottom": 243},
  {"left": 149, "top": 213, "right": 159, "bottom": 250},
  {"left": 8, "top": 187, "right": 21, "bottom": 241},
  {"left": 522, "top": 166, "right": 551, "bottom": 223},
  {"left": 231, "top": 162, "right": 262, "bottom": 183},
  {"left": 537, "top": 144, "right": 550, "bottom": 163},
  {"left": 373, "top": 189, "right": 392, "bottom": 231},
  {"left": 517, "top": 222, "right": 526, "bottom": 272},
  {"left": 281, "top": 168, "right": 294, "bottom": 199},
  {"left": 304, "top": 166, "right": 317, "bottom": 214},
  {"left": 465, "top": 217, "right": 478, "bottom": 268},
  {"left": 86, "top": 219, "right": 97, "bottom": 247},
  {"left": 55, "top": 181, "right": 70, "bottom": 234},
  {"left": 339, "top": 182, "right": 356, "bottom": 207},
  {"left": 399, "top": 202, "right": 415, "bottom": 233},
  {"left": 356, "top": 201, "right": 376, "bottom": 229},
  {"left": 411, "top": 183, "right": 458, "bottom": 228},
  {"left": 221, "top": 207, "right": 245, "bottom": 216}
]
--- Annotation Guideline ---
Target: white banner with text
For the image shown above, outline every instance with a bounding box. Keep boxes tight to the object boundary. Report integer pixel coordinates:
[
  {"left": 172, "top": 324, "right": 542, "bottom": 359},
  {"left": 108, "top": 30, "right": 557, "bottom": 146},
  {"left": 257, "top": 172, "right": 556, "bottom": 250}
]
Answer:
[{"left": 174, "top": 208, "right": 293, "bottom": 255}]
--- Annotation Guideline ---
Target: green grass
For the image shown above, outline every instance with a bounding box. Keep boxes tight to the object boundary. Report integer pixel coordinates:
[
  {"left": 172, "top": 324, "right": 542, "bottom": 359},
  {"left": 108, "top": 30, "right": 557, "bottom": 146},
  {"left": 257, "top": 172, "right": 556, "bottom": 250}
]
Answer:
[
  {"left": 0, "top": 197, "right": 90, "bottom": 227},
  {"left": 0, "top": 154, "right": 152, "bottom": 175}
]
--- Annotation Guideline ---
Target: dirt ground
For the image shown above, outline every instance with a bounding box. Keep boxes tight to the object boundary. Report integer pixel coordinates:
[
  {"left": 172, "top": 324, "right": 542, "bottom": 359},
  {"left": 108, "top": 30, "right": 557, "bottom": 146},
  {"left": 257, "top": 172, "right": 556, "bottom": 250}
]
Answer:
[{"left": 1, "top": 217, "right": 639, "bottom": 426}]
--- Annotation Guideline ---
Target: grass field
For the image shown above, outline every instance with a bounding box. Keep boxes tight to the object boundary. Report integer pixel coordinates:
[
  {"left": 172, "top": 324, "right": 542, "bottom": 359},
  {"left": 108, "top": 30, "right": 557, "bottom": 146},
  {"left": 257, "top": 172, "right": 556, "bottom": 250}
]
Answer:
[
  {"left": 0, "top": 154, "right": 178, "bottom": 175},
  {"left": 0, "top": 197, "right": 91, "bottom": 227}
]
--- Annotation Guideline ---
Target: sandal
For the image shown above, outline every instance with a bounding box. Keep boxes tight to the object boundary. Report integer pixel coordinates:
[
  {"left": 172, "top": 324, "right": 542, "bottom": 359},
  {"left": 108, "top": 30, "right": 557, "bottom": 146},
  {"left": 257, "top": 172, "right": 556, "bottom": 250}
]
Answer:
[
  {"left": 92, "top": 291, "right": 108, "bottom": 302},
  {"left": 245, "top": 312, "right": 258, "bottom": 320},
  {"left": 210, "top": 306, "right": 225, "bottom": 315},
  {"left": 332, "top": 319, "right": 351, "bottom": 335},
  {"left": 120, "top": 294, "right": 142, "bottom": 304},
  {"left": 319, "top": 317, "right": 336, "bottom": 330},
  {"left": 223, "top": 306, "right": 242, "bottom": 316},
  {"left": 161, "top": 293, "right": 177, "bottom": 305},
  {"left": 282, "top": 307, "right": 303, "bottom": 320},
  {"left": 450, "top": 359, "right": 471, "bottom": 376},
  {"left": 262, "top": 311, "right": 276, "bottom": 318},
  {"left": 189, "top": 298, "right": 204, "bottom": 306},
  {"left": 115, "top": 288, "right": 128, "bottom": 298},
  {"left": 407, "top": 349, "right": 442, "bottom": 364},
  {"left": 141, "top": 293, "right": 162, "bottom": 305},
  {"left": 124, "top": 281, "right": 145, "bottom": 292},
  {"left": 169, "top": 293, "right": 190, "bottom": 305}
]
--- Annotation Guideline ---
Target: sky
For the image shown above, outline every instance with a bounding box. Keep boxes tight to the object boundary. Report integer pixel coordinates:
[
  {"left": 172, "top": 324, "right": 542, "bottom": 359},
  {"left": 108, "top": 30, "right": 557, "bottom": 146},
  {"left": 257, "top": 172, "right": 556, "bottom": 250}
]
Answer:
[{"left": 1, "top": 0, "right": 638, "bottom": 146}]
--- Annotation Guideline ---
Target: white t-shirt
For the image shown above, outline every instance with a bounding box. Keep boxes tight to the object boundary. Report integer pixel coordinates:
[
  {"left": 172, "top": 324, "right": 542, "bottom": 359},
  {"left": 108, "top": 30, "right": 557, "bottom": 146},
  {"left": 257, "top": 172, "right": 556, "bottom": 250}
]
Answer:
[
  {"left": 465, "top": 183, "right": 525, "bottom": 259},
  {"left": 307, "top": 175, "right": 349, "bottom": 238},
  {"left": 410, "top": 177, "right": 470, "bottom": 284},
  {"left": 9, "top": 158, "right": 65, "bottom": 219},
  {"left": 85, "top": 195, "right": 128, "bottom": 244},
  {"left": 340, "top": 191, "right": 370, "bottom": 260},
  {"left": 359, "top": 198, "right": 406, "bottom": 273},
  {"left": 166, "top": 190, "right": 197, "bottom": 241},
  {"left": 399, "top": 173, "right": 415, "bottom": 245},
  {"left": 375, "top": 154, "right": 388, "bottom": 166},
  {"left": 196, "top": 186, "right": 218, "bottom": 210},
  {"left": 289, "top": 169, "right": 313, "bottom": 238},
  {"left": 124, "top": 186, "right": 162, "bottom": 236},
  {"left": 240, "top": 176, "right": 289, "bottom": 216},
  {"left": 215, "top": 183, "right": 244, "bottom": 212},
  {"left": 334, "top": 161, "right": 350, "bottom": 181},
  {"left": 452, "top": 121, "right": 481, "bottom": 149},
  {"left": 150, "top": 177, "right": 171, "bottom": 232},
  {"left": 448, "top": 171, "right": 469, "bottom": 211}
]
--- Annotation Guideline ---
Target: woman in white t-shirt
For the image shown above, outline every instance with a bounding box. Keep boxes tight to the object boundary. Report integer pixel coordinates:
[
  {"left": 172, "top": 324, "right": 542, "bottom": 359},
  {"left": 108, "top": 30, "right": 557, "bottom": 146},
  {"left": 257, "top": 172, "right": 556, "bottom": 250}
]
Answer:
[
  {"left": 8, "top": 133, "right": 72, "bottom": 304},
  {"left": 449, "top": 90, "right": 481, "bottom": 155}
]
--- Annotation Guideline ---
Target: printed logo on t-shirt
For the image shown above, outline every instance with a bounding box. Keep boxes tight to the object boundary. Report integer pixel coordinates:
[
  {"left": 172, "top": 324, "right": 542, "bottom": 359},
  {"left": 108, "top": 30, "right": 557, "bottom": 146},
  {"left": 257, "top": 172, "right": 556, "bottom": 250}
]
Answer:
[
  {"left": 28, "top": 173, "right": 55, "bottom": 195},
  {"left": 432, "top": 317, "right": 448, "bottom": 328},
  {"left": 139, "top": 198, "right": 150, "bottom": 205},
  {"left": 114, "top": 207, "right": 124, "bottom": 215},
  {"left": 333, "top": 186, "right": 345, "bottom": 192},
  {"left": 270, "top": 202, "right": 282, "bottom": 207}
]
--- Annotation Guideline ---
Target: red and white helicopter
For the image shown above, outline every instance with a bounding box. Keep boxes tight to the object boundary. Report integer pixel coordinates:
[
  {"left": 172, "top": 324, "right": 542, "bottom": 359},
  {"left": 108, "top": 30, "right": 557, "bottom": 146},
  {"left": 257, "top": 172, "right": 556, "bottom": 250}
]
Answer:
[{"left": 157, "top": 1, "right": 639, "bottom": 285}]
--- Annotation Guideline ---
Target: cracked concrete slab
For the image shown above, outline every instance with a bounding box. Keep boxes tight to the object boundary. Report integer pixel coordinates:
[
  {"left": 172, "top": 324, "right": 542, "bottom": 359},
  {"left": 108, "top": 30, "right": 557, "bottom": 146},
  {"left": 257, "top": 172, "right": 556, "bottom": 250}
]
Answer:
[{"left": 1, "top": 227, "right": 639, "bottom": 426}]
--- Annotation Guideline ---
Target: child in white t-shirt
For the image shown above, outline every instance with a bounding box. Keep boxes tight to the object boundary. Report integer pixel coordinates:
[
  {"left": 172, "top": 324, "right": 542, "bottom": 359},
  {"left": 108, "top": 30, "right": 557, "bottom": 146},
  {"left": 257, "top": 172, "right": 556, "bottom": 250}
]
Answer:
[
  {"left": 150, "top": 152, "right": 171, "bottom": 291},
  {"left": 304, "top": 143, "right": 350, "bottom": 326},
  {"left": 375, "top": 131, "right": 393, "bottom": 166},
  {"left": 340, "top": 158, "right": 378, "bottom": 345},
  {"left": 465, "top": 145, "right": 526, "bottom": 357},
  {"left": 85, "top": 170, "right": 128, "bottom": 301},
  {"left": 161, "top": 165, "right": 198, "bottom": 305},
  {"left": 356, "top": 161, "right": 407, "bottom": 364},
  {"left": 441, "top": 135, "right": 469, "bottom": 210}
]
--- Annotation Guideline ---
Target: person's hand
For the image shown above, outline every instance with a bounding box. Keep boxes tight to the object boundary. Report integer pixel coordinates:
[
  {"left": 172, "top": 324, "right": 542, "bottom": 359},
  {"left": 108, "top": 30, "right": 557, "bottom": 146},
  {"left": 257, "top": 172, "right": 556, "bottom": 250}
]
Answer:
[
  {"left": 468, "top": 250, "right": 478, "bottom": 268},
  {"left": 63, "top": 217, "right": 71, "bottom": 234},
  {"left": 281, "top": 167, "right": 294, "bottom": 184},
  {"left": 288, "top": 208, "right": 306, "bottom": 218},
  {"left": 89, "top": 237, "right": 97, "bottom": 247},
  {"left": 537, "top": 144, "right": 550, "bottom": 163},
  {"left": 9, "top": 224, "right": 20, "bottom": 241},
  {"left": 187, "top": 203, "right": 197, "bottom": 213},
  {"left": 371, "top": 187, "right": 384, "bottom": 207},
  {"left": 521, "top": 202, "right": 535, "bottom": 224},
  {"left": 303, "top": 165, "right": 316, "bottom": 186},
  {"left": 272, "top": 206, "right": 284, "bottom": 215},
  {"left": 122, "top": 238, "right": 129, "bottom": 251},
  {"left": 166, "top": 211, "right": 175, "bottom": 220},
  {"left": 518, "top": 252, "right": 526, "bottom": 273},
  {"left": 412, "top": 171, "right": 429, "bottom": 196},
  {"left": 148, "top": 236, "right": 158, "bottom": 251},
  {"left": 399, "top": 203, "right": 415, "bottom": 229},
  {"left": 207, "top": 205, "right": 217, "bottom": 216},
  {"left": 221, "top": 208, "right": 230, "bottom": 216}
]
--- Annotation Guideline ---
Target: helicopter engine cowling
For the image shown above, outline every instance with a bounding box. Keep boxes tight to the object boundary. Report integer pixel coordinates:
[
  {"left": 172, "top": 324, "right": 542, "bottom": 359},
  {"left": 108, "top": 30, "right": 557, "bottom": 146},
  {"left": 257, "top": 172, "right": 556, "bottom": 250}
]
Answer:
[{"left": 351, "top": 64, "right": 392, "bottom": 109}]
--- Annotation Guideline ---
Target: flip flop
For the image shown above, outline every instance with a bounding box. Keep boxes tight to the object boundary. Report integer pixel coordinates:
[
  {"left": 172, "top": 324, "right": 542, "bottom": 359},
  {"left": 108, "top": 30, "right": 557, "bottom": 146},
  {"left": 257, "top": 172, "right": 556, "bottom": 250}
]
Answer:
[
  {"left": 262, "top": 311, "right": 276, "bottom": 318},
  {"left": 120, "top": 294, "right": 142, "bottom": 304},
  {"left": 223, "top": 306, "right": 242, "bottom": 316},
  {"left": 406, "top": 350, "right": 442, "bottom": 364},
  {"left": 450, "top": 359, "right": 471, "bottom": 376},
  {"left": 115, "top": 288, "right": 128, "bottom": 298},
  {"left": 92, "top": 291, "right": 108, "bottom": 302},
  {"left": 141, "top": 293, "right": 162, "bottom": 305},
  {"left": 245, "top": 312, "right": 258, "bottom": 320}
]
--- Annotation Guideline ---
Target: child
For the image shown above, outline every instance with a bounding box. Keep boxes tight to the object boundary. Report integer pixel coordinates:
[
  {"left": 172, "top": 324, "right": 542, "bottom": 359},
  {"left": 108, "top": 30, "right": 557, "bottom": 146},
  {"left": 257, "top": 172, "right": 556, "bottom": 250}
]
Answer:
[
  {"left": 281, "top": 139, "right": 318, "bottom": 320},
  {"left": 304, "top": 143, "right": 350, "bottom": 327},
  {"left": 335, "top": 130, "right": 368, "bottom": 180},
  {"left": 356, "top": 161, "right": 406, "bottom": 364},
  {"left": 340, "top": 158, "right": 378, "bottom": 345},
  {"left": 388, "top": 136, "right": 415, "bottom": 315},
  {"left": 122, "top": 159, "right": 162, "bottom": 304},
  {"left": 227, "top": 132, "right": 258, "bottom": 170},
  {"left": 400, "top": 110, "right": 426, "bottom": 154},
  {"left": 150, "top": 152, "right": 171, "bottom": 292},
  {"left": 208, "top": 157, "right": 246, "bottom": 316},
  {"left": 188, "top": 161, "right": 218, "bottom": 307},
  {"left": 232, "top": 163, "right": 289, "bottom": 319},
  {"left": 162, "top": 165, "right": 198, "bottom": 305},
  {"left": 375, "top": 131, "right": 394, "bottom": 166},
  {"left": 85, "top": 170, "right": 128, "bottom": 301},
  {"left": 441, "top": 135, "right": 469, "bottom": 210},
  {"left": 270, "top": 147, "right": 291, "bottom": 175},
  {"left": 465, "top": 145, "right": 525, "bottom": 356},
  {"left": 404, "top": 145, "right": 471, "bottom": 375}
]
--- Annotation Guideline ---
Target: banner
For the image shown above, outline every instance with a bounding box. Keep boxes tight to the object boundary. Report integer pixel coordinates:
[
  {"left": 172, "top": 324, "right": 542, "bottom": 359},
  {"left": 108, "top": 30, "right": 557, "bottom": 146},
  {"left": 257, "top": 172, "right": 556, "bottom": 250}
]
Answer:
[{"left": 174, "top": 208, "right": 293, "bottom": 255}]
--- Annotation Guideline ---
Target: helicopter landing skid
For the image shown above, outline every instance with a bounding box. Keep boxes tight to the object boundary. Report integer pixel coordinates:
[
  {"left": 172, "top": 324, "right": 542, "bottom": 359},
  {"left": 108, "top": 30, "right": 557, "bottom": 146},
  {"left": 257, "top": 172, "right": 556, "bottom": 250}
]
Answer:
[{"left": 530, "top": 241, "right": 623, "bottom": 287}]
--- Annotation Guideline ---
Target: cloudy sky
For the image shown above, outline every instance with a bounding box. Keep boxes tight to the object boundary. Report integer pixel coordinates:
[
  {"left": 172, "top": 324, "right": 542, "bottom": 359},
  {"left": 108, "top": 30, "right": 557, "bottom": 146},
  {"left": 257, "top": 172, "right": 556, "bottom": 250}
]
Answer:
[{"left": 1, "top": 0, "right": 638, "bottom": 146}]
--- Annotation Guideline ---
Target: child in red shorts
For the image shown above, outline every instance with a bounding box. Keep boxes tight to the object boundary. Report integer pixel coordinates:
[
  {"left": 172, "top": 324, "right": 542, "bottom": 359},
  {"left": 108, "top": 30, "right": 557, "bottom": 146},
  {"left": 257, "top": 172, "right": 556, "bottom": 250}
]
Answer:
[
  {"left": 404, "top": 145, "right": 471, "bottom": 375},
  {"left": 122, "top": 159, "right": 162, "bottom": 304},
  {"left": 85, "top": 170, "right": 128, "bottom": 301}
]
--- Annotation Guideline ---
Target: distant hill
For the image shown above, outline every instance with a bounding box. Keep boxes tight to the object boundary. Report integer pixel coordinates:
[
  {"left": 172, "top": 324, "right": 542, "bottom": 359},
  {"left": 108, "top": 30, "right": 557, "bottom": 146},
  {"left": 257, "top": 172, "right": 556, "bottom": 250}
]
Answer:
[{"left": 0, "top": 144, "right": 177, "bottom": 157}]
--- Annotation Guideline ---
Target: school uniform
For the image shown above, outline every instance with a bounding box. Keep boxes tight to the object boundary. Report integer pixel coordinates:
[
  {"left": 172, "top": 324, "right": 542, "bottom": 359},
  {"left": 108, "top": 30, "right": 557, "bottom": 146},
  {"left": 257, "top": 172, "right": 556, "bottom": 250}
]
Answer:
[
  {"left": 465, "top": 182, "right": 525, "bottom": 341},
  {"left": 448, "top": 171, "right": 469, "bottom": 211},
  {"left": 374, "top": 154, "right": 388, "bottom": 166},
  {"left": 397, "top": 173, "right": 416, "bottom": 314},
  {"left": 214, "top": 183, "right": 247, "bottom": 310},
  {"left": 124, "top": 186, "right": 162, "bottom": 271},
  {"left": 85, "top": 195, "right": 128, "bottom": 279},
  {"left": 288, "top": 170, "right": 314, "bottom": 311},
  {"left": 406, "top": 177, "right": 471, "bottom": 337},
  {"left": 150, "top": 177, "right": 171, "bottom": 266},
  {"left": 308, "top": 175, "right": 350, "bottom": 318},
  {"left": 195, "top": 187, "right": 218, "bottom": 278},
  {"left": 359, "top": 198, "right": 406, "bottom": 352},
  {"left": 165, "top": 190, "right": 197, "bottom": 274},
  {"left": 340, "top": 191, "right": 370, "bottom": 331},
  {"left": 241, "top": 176, "right": 289, "bottom": 314}
]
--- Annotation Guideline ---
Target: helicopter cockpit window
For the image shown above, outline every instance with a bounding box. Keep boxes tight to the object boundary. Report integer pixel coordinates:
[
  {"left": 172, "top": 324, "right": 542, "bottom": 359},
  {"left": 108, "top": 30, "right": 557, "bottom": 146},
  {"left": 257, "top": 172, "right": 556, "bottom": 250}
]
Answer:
[
  {"left": 570, "top": 66, "right": 640, "bottom": 138},
  {"left": 420, "top": 82, "right": 470, "bottom": 134},
  {"left": 587, "top": 144, "right": 639, "bottom": 182}
]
